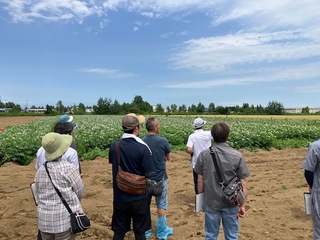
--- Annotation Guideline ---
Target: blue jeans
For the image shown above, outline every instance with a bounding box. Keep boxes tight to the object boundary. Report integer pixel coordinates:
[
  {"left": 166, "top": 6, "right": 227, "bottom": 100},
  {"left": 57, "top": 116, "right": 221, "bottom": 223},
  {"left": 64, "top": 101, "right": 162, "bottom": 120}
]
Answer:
[
  {"left": 204, "top": 204, "right": 239, "bottom": 240},
  {"left": 155, "top": 179, "right": 168, "bottom": 209}
]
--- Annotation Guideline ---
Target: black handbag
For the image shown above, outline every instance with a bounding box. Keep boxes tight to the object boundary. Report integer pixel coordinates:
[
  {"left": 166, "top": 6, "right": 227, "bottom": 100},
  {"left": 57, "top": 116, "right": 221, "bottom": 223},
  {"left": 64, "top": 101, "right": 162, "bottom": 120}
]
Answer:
[
  {"left": 210, "top": 148, "right": 245, "bottom": 207},
  {"left": 44, "top": 162, "right": 91, "bottom": 233},
  {"left": 146, "top": 178, "right": 164, "bottom": 196}
]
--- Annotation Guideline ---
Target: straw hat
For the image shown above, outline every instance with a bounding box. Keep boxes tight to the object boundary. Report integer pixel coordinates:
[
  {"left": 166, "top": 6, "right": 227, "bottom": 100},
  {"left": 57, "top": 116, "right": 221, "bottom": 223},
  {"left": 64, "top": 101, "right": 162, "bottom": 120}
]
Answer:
[{"left": 41, "top": 132, "right": 72, "bottom": 161}]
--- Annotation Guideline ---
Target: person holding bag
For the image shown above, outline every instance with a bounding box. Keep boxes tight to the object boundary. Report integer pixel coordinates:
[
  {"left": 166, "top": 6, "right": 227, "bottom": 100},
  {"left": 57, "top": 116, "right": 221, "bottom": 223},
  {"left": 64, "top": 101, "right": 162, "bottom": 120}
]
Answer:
[
  {"left": 34, "top": 132, "right": 84, "bottom": 240},
  {"left": 109, "top": 113, "right": 154, "bottom": 240},
  {"left": 194, "top": 122, "right": 250, "bottom": 240}
]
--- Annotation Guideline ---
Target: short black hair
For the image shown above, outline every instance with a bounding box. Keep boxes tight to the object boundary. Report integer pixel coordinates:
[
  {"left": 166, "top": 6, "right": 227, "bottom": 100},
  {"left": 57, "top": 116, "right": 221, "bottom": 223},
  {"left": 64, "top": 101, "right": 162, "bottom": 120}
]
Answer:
[
  {"left": 145, "top": 117, "right": 157, "bottom": 132},
  {"left": 211, "top": 122, "right": 230, "bottom": 143},
  {"left": 54, "top": 122, "right": 73, "bottom": 135}
]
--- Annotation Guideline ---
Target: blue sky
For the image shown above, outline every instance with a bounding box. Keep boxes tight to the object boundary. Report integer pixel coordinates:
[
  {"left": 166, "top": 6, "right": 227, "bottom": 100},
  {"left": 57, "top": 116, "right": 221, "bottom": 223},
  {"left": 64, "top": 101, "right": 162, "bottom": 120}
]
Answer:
[{"left": 1, "top": 0, "right": 320, "bottom": 109}]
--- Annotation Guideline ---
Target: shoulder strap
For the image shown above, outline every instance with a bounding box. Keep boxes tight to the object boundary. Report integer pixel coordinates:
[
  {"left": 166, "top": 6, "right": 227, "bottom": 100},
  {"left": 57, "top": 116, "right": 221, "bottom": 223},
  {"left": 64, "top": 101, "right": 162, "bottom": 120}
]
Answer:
[
  {"left": 44, "top": 162, "right": 73, "bottom": 214},
  {"left": 115, "top": 141, "right": 121, "bottom": 164},
  {"left": 209, "top": 147, "right": 226, "bottom": 189}
]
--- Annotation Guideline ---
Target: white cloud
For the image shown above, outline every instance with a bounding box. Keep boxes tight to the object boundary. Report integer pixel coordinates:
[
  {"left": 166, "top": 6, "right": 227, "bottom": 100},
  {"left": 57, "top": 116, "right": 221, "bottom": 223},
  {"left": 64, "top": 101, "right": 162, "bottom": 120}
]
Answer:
[
  {"left": 170, "top": 30, "right": 320, "bottom": 72},
  {"left": 211, "top": 1, "right": 320, "bottom": 31},
  {"left": 78, "top": 68, "right": 136, "bottom": 78},
  {"left": 292, "top": 84, "right": 320, "bottom": 94},
  {"left": 162, "top": 62, "right": 320, "bottom": 89},
  {"left": 1, "top": 0, "right": 105, "bottom": 23}
]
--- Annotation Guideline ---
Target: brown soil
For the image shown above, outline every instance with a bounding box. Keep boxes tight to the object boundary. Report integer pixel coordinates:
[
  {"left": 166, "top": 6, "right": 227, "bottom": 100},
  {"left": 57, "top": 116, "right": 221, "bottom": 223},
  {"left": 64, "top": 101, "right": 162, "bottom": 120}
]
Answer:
[
  {"left": 0, "top": 116, "right": 45, "bottom": 128},
  {"left": 0, "top": 117, "right": 313, "bottom": 239}
]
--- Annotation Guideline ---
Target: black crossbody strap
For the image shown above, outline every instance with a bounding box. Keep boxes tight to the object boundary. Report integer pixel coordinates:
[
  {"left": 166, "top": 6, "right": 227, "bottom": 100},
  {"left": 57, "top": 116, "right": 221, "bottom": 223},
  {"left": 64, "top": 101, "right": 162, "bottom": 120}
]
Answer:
[
  {"left": 210, "top": 147, "right": 226, "bottom": 189},
  {"left": 44, "top": 162, "right": 73, "bottom": 214}
]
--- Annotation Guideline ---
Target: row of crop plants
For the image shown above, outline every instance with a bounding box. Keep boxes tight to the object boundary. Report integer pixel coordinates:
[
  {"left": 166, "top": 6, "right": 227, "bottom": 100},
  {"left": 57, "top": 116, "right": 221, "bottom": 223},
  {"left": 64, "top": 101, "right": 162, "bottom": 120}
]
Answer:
[{"left": 1, "top": 115, "right": 320, "bottom": 166}]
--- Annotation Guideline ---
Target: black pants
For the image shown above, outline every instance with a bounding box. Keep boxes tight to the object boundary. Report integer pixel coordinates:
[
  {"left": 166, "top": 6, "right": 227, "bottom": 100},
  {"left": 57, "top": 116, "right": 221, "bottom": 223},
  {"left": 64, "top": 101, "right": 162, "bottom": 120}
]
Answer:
[
  {"left": 113, "top": 232, "right": 145, "bottom": 240},
  {"left": 38, "top": 229, "right": 42, "bottom": 240},
  {"left": 193, "top": 169, "right": 198, "bottom": 194},
  {"left": 112, "top": 198, "right": 150, "bottom": 240}
]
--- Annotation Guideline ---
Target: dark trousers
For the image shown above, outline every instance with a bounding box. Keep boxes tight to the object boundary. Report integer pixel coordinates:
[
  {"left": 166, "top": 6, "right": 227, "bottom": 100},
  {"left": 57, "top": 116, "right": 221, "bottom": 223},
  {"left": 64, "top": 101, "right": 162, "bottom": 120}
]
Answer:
[
  {"left": 38, "top": 229, "right": 42, "bottom": 240},
  {"left": 193, "top": 169, "right": 198, "bottom": 194},
  {"left": 113, "top": 232, "right": 145, "bottom": 240},
  {"left": 112, "top": 198, "right": 150, "bottom": 240}
]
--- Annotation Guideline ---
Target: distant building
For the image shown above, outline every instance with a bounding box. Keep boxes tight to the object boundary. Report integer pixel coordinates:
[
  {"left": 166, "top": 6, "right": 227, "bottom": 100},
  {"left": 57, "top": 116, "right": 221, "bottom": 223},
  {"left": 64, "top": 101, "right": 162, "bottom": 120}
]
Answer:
[
  {"left": 284, "top": 107, "right": 320, "bottom": 114},
  {"left": 27, "top": 108, "right": 47, "bottom": 113},
  {"left": 86, "top": 108, "right": 94, "bottom": 113},
  {"left": 0, "top": 108, "right": 11, "bottom": 112}
]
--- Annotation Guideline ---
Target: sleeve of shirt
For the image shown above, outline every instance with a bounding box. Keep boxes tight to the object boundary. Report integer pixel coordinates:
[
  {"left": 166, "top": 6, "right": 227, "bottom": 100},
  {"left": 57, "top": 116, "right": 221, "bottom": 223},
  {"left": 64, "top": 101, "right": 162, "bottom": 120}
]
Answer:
[
  {"left": 302, "top": 145, "right": 319, "bottom": 172},
  {"left": 186, "top": 135, "right": 193, "bottom": 148},
  {"left": 237, "top": 156, "right": 250, "bottom": 179},
  {"left": 194, "top": 152, "right": 203, "bottom": 175},
  {"left": 164, "top": 138, "right": 171, "bottom": 154},
  {"left": 64, "top": 148, "right": 79, "bottom": 170},
  {"left": 35, "top": 147, "right": 45, "bottom": 170},
  {"left": 109, "top": 142, "right": 115, "bottom": 164},
  {"left": 68, "top": 166, "right": 84, "bottom": 200}
]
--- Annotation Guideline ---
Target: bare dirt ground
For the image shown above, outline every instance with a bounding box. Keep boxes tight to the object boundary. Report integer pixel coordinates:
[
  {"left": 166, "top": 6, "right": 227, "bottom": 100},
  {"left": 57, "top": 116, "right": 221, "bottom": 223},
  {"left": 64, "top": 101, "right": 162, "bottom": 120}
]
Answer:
[{"left": 0, "top": 117, "right": 314, "bottom": 239}]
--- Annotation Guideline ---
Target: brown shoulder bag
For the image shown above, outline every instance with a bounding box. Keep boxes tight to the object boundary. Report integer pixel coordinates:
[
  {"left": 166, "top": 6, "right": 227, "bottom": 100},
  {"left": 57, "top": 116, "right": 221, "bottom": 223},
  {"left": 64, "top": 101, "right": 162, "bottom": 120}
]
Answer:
[{"left": 115, "top": 141, "right": 146, "bottom": 195}]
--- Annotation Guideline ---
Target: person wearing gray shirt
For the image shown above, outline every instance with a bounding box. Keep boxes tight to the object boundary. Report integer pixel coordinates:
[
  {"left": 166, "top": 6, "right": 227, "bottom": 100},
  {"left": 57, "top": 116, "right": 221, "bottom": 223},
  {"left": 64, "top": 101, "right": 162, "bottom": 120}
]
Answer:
[{"left": 195, "top": 122, "right": 250, "bottom": 240}]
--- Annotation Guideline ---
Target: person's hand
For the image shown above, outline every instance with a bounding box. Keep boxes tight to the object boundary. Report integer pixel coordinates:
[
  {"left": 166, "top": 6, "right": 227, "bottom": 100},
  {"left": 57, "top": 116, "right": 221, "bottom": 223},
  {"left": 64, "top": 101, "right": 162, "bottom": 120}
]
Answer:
[{"left": 238, "top": 206, "right": 246, "bottom": 218}]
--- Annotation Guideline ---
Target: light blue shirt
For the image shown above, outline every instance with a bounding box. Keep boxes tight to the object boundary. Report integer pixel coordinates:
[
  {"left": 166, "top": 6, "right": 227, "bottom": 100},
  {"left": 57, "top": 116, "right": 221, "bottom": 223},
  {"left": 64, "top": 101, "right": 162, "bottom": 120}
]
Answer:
[{"left": 35, "top": 146, "right": 79, "bottom": 170}]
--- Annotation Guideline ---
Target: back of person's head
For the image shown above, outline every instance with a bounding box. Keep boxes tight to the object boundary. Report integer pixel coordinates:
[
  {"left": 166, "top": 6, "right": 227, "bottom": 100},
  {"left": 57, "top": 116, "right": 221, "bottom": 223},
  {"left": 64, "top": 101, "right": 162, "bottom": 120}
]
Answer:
[
  {"left": 54, "top": 122, "right": 73, "bottom": 135},
  {"left": 42, "top": 132, "right": 72, "bottom": 161},
  {"left": 60, "top": 114, "right": 73, "bottom": 122},
  {"left": 193, "top": 117, "right": 206, "bottom": 129},
  {"left": 122, "top": 113, "right": 145, "bottom": 133},
  {"left": 145, "top": 117, "right": 157, "bottom": 132},
  {"left": 211, "top": 122, "right": 230, "bottom": 143}
]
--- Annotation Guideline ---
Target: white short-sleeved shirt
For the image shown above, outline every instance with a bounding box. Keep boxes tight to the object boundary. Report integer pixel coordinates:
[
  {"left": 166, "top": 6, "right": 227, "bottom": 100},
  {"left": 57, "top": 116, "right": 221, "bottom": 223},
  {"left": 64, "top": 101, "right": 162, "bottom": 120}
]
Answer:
[
  {"left": 186, "top": 129, "right": 212, "bottom": 168},
  {"left": 35, "top": 146, "right": 79, "bottom": 170}
]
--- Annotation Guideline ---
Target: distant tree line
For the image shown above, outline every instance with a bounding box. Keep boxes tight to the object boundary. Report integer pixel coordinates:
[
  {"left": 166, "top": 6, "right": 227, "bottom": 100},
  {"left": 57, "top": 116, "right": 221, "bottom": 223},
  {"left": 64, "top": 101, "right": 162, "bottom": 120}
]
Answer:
[{"left": 0, "top": 96, "right": 317, "bottom": 115}]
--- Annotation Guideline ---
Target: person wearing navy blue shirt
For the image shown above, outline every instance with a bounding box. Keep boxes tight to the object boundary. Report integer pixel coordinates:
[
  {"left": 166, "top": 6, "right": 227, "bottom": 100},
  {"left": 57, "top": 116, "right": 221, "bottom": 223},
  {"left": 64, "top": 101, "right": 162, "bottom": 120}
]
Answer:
[{"left": 109, "top": 113, "right": 154, "bottom": 240}]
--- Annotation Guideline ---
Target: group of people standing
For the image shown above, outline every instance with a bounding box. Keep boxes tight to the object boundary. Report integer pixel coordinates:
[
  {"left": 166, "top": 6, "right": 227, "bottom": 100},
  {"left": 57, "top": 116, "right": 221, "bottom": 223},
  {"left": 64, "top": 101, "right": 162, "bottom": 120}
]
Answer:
[
  {"left": 33, "top": 113, "right": 251, "bottom": 240},
  {"left": 108, "top": 114, "right": 251, "bottom": 240},
  {"left": 108, "top": 114, "right": 173, "bottom": 240},
  {"left": 32, "top": 112, "right": 320, "bottom": 240}
]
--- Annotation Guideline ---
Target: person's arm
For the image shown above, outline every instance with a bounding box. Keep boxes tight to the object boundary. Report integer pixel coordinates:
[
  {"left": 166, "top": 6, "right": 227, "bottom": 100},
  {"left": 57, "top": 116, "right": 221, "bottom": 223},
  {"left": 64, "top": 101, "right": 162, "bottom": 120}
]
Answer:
[
  {"left": 197, "top": 174, "right": 204, "bottom": 193},
  {"left": 165, "top": 153, "right": 170, "bottom": 161},
  {"left": 304, "top": 170, "right": 314, "bottom": 189},
  {"left": 238, "top": 178, "right": 247, "bottom": 218},
  {"left": 187, "top": 147, "right": 194, "bottom": 158},
  {"left": 109, "top": 142, "right": 115, "bottom": 164}
]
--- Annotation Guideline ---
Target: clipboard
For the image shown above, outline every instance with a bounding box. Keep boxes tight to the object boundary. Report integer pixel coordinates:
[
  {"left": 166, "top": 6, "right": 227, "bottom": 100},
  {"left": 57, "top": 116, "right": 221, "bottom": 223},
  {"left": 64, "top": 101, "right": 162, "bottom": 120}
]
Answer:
[
  {"left": 304, "top": 192, "right": 311, "bottom": 215},
  {"left": 195, "top": 192, "right": 204, "bottom": 213}
]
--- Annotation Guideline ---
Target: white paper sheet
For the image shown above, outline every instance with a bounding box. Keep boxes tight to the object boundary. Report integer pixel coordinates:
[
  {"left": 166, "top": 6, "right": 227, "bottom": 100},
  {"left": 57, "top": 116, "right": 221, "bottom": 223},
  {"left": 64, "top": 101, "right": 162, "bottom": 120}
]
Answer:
[
  {"left": 304, "top": 192, "right": 311, "bottom": 215},
  {"left": 195, "top": 192, "right": 204, "bottom": 213}
]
